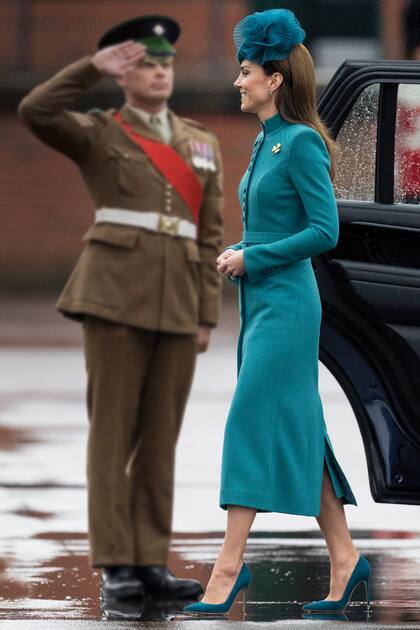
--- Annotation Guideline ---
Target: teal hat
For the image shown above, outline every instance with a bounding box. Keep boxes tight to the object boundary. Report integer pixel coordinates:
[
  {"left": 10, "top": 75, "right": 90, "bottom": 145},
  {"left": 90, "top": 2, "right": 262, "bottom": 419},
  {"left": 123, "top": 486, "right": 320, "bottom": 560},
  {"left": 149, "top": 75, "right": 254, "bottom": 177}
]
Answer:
[
  {"left": 234, "top": 9, "right": 305, "bottom": 65},
  {"left": 98, "top": 15, "right": 180, "bottom": 57}
]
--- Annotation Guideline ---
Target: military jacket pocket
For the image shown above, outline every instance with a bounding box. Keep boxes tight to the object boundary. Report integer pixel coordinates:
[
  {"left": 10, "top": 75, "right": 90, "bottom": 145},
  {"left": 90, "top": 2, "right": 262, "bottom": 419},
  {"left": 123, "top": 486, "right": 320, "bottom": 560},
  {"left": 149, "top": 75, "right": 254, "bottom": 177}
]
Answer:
[
  {"left": 82, "top": 223, "right": 139, "bottom": 250},
  {"left": 184, "top": 238, "right": 201, "bottom": 263},
  {"left": 105, "top": 144, "right": 161, "bottom": 195}
]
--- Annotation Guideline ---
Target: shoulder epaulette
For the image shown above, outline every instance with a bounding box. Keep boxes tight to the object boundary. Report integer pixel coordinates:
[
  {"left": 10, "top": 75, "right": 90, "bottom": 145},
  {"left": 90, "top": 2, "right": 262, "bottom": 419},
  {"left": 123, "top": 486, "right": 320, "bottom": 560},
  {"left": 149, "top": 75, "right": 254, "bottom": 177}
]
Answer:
[
  {"left": 181, "top": 117, "right": 206, "bottom": 130},
  {"left": 181, "top": 117, "right": 216, "bottom": 139}
]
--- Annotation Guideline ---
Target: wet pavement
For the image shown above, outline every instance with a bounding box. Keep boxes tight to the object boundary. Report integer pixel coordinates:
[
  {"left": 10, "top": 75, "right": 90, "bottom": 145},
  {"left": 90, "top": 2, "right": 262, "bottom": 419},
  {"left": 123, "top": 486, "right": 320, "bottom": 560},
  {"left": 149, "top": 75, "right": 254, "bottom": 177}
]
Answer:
[{"left": 1, "top": 295, "right": 420, "bottom": 628}]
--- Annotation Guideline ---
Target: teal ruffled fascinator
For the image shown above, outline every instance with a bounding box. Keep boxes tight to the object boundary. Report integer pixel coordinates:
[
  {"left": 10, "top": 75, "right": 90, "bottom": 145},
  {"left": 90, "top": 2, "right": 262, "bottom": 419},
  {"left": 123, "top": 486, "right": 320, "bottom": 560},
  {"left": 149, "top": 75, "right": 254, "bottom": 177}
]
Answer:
[{"left": 234, "top": 8, "right": 306, "bottom": 65}]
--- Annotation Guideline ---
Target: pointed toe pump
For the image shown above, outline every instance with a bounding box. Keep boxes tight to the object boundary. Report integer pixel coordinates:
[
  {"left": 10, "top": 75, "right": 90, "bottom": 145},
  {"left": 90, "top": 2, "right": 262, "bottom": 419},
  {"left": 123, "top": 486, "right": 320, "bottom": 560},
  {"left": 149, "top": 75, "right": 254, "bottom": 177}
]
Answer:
[
  {"left": 183, "top": 563, "right": 251, "bottom": 615},
  {"left": 302, "top": 554, "right": 371, "bottom": 613}
]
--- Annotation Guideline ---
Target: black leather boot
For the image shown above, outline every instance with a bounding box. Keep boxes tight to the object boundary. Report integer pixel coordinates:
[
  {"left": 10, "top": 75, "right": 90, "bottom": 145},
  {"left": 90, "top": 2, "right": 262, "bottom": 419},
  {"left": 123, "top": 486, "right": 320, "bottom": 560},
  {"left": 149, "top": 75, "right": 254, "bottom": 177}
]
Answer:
[
  {"left": 135, "top": 565, "right": 203, "bottom": 599},
  {"left": 102, "top": 566, "right": 145, "bottom": 599}
]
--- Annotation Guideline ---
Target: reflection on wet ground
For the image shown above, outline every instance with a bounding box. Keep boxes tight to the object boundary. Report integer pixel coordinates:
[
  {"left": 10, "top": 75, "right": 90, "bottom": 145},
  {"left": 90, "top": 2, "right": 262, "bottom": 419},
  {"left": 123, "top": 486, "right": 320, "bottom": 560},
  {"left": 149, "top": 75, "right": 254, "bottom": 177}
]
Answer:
[
  {"left": 1, "top": 529, "right": 420, "bottom": 625},
  {"left": 0, "top": 425, "right": 37, "bottom": 451},
  {"left": 2, "top": 330, "right": 420, "bottom": 627}
]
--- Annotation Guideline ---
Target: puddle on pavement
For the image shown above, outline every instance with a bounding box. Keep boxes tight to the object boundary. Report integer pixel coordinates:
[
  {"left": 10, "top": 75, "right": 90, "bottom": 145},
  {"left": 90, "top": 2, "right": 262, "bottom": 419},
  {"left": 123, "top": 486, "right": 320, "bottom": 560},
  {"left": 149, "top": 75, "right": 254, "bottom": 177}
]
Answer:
[
  {"left": 1, "top": 530, "right": 420, "bottom": 623},
  {"left": 0, "top": 426, "right": 37, "bottom": 451}
]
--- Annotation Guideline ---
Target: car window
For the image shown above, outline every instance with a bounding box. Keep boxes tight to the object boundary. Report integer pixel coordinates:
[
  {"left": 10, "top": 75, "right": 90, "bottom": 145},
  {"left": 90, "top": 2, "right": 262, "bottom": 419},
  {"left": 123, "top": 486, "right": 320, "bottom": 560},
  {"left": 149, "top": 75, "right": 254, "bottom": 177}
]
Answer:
[
  {"left": 395, "top": 84, "right": 420, "bottom": 206},
  {"left": 333, "top": 83, "right": 380, "bottom": 202}
]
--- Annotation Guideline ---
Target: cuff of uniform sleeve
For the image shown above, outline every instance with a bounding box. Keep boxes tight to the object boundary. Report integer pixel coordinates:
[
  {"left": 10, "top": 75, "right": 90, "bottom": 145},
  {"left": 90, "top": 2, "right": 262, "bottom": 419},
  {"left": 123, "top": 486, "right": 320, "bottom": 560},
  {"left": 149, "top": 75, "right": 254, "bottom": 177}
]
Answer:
[
  {"left": 79, "top": 56, "right": 106, "bottom": 87},
  {"left": 199, "top": 300, "right": 219, "bottom": 328}
]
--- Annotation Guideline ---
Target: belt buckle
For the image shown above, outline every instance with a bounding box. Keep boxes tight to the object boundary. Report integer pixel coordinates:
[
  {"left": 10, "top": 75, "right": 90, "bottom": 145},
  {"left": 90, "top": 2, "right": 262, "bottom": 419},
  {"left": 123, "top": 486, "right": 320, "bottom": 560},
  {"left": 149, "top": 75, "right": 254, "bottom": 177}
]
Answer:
[{"left": 158, "top": 214, "right": 180, "bottom": 236}]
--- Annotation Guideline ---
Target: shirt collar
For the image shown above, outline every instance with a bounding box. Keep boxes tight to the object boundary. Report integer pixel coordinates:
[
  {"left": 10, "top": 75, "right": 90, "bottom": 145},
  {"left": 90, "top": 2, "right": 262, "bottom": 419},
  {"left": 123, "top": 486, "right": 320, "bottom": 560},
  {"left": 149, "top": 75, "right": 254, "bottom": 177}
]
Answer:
[
  {"left": 261, "top": 111, "right": 289, "bottom": 136},
  {"left": 127, "top": 104, "right": 169, "bottom": 126}
]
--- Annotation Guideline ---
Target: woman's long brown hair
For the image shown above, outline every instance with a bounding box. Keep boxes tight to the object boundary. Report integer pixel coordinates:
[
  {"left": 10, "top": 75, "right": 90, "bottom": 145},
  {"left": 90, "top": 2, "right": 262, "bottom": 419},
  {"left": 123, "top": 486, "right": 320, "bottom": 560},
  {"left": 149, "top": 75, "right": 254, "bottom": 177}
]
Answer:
[{"left": 263, "top": 44, "right": 336, "bottom": 180}]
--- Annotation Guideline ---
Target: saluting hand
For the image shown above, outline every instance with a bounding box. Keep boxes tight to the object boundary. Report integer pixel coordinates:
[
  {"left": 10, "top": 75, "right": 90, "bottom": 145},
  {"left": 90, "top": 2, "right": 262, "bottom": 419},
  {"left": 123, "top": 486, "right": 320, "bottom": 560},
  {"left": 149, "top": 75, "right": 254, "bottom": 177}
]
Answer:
[
  {"left": 216, "top": 249, "right": 246, "bottom": 278},
  {"left": 91, "top": 41, "right": 146, "bottom": 78}
]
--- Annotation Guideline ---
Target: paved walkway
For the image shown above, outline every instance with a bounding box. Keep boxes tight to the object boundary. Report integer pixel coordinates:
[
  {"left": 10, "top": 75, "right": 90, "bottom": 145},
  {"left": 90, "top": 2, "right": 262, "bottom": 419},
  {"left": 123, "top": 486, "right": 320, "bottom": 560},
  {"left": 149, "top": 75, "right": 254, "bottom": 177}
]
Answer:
[{"left": 1, "top": 296, "right": 420, "bottom": 626}]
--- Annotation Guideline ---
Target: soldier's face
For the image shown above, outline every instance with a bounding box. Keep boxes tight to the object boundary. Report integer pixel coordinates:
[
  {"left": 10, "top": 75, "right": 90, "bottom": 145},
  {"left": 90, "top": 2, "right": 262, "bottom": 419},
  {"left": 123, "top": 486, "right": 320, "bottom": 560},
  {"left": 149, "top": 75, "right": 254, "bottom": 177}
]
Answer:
[
  {"left": 118, "top": 57, "right": 174, "bottom": 103},
  {"left": 234, "top": 60, "right": 282, "bottom": 114}
]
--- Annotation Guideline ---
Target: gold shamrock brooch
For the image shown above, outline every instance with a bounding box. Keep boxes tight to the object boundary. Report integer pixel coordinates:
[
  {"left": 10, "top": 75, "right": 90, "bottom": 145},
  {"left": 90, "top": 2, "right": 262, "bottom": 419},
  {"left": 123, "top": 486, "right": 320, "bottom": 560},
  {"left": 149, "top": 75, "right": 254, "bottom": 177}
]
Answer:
[{"left": 272, "top": 143, "right": 282, "bottom": 154}]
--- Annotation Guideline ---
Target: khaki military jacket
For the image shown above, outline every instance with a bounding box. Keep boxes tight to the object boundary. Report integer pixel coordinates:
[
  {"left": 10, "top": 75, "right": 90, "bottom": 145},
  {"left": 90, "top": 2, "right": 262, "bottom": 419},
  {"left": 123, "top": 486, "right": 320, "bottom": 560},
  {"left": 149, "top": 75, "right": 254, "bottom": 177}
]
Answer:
[{"left": 18, "top": 57, "right": 224, "bottom": 334}]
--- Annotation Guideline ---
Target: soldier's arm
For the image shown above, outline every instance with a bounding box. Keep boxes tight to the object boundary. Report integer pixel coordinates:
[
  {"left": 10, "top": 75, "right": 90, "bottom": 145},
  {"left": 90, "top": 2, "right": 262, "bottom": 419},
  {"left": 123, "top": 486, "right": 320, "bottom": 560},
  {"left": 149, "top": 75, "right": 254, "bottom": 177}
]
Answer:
[
  {"left": 18, "top": 42, "right": 145, "bottom": 162},
  {"left": 17, "top": 57, "right": 104, "bottom": 162},
  {"left": 197, "top": 137, "right": 224, "bottom": 328}
]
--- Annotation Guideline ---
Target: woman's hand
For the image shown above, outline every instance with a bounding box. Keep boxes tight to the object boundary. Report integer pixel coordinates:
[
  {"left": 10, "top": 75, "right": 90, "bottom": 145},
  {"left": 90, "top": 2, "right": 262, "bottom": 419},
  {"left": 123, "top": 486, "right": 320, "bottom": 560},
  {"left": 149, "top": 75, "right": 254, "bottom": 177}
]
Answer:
[
  {"left": 216, "top": 249, "right": 246, "bottom": 278},
  {"left": 91, "top": 41, "right": 146, "bottom": 78}
]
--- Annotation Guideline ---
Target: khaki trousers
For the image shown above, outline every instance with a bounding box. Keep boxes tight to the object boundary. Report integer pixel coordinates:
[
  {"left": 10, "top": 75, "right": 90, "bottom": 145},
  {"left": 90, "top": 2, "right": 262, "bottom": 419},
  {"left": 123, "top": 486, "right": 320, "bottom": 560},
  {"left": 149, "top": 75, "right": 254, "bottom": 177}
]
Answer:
[{"left": 82, "top": 316, "right": 197, "bottom": 567}]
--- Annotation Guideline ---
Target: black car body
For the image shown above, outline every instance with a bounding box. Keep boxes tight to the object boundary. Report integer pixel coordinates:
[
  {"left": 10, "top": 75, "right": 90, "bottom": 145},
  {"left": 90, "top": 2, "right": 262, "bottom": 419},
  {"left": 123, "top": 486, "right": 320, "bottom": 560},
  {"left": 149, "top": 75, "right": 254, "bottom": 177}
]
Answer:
[{"left": 317, "top": 60, "right": 420, "bottom": 504}]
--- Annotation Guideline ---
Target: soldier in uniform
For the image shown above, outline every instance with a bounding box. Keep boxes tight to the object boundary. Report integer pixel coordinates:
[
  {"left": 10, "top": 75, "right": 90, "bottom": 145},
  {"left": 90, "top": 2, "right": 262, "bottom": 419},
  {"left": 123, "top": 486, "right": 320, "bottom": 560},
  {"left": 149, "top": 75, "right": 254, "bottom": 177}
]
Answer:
[{"left": 18, "top": 15, "right": 223, "bottom": 600}]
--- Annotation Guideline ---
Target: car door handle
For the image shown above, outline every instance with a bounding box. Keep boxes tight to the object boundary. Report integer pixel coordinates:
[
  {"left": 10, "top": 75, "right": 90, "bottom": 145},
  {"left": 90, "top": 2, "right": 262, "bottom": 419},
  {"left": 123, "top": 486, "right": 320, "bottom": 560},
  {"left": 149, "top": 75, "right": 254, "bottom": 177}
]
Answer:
[{"left": 350, "top": 221, "right": 420, "bottom": 233}]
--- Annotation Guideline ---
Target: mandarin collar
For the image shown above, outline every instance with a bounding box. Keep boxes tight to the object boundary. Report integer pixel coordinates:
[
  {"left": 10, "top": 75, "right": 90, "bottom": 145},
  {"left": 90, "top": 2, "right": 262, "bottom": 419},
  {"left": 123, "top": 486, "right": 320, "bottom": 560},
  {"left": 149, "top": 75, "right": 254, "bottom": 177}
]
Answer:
[{"left": 260, "top": 111, "right": 288, "bottom": 136}]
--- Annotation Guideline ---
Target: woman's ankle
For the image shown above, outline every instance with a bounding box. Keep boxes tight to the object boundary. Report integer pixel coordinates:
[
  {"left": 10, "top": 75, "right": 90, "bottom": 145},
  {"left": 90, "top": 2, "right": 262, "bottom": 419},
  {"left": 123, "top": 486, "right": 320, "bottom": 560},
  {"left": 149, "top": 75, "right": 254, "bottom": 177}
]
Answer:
[
  {"left": 330, "top": 548, "right": 359, "bottom": 571},
  {"left": 213, "top": 557, "right": 243, "bottom": 578}
]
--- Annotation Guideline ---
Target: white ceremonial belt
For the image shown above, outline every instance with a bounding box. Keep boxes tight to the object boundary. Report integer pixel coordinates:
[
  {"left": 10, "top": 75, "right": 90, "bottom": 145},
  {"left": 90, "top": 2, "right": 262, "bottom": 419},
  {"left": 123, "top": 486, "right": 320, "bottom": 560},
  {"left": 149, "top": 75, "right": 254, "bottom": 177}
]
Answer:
[{"left": 95, "top": 208, "right": 197, "bottom": 239}]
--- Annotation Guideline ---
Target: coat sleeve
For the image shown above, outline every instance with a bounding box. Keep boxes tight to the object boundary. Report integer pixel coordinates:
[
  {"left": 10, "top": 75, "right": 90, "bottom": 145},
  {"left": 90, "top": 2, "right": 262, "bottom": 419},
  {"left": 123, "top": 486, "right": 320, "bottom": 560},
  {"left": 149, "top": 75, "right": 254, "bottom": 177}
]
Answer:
[
  {"left": 243, "top": 127, "right": 339, "bottom": 284},
  {"left": 197, "top": 137, "right": 224, "bottom": 327},
  {"left": 17, "top": 56, "right": 103, "bottom": 163},
  {"left": 224, "top": 241, "right": 243, "bottom": 252}
]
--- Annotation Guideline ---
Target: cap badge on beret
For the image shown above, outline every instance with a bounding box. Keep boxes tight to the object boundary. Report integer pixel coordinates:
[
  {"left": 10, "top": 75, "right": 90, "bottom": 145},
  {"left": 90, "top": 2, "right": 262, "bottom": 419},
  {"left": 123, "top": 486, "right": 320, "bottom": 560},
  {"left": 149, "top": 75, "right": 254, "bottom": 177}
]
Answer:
[
  {"left": 233, "top": 8, "right": 305, "bottom": 65},
  {"left": 153, "top": 23, "right": 165, "bottom": 36}
]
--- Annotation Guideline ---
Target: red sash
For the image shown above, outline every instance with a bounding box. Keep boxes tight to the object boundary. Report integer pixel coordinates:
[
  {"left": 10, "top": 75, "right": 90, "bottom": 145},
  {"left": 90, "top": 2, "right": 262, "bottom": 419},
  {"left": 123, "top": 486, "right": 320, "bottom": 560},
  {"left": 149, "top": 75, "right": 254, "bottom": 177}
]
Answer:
[{"left": 113, "top": 112, "right": 203, "bottom": 224}]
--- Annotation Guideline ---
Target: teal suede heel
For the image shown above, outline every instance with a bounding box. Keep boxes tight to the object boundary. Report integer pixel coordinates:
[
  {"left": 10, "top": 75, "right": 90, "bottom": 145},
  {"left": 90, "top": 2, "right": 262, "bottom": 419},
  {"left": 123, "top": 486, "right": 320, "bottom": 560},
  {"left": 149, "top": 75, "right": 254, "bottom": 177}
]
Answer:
[
  {"left": 302, "top": 554, "right": 371, "bottom": 613},
  {"left": 183, "top": 563, "right": 251, "bottom": 615}
]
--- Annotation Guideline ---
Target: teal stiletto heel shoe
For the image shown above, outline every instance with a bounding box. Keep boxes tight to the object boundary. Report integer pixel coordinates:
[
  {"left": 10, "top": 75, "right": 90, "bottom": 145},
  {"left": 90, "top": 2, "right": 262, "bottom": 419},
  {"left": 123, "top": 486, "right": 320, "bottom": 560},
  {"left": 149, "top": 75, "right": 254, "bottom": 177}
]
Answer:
[
  {"left": 183, "top": 563, "right": 251, "bottom": 615},
  {"left": 364, "top": 573, "right": 372, "bottom": 608},
  {"left": 302, "top": 554, "right": 371, "bottom": 613}
]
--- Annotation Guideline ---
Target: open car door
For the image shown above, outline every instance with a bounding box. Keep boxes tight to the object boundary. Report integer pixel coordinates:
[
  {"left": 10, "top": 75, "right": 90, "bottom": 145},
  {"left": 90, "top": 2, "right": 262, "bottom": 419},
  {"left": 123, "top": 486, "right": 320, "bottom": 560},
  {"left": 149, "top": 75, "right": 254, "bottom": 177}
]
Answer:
[{"left": 316, "top": 60, "right": 420, "bottom": 504}]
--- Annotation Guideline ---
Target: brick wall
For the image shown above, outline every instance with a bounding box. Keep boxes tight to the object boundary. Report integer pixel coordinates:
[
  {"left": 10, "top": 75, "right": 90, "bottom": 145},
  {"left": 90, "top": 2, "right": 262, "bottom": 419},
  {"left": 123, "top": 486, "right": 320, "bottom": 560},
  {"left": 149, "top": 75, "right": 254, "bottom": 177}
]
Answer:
[
  {"left": 1, "top": 111, "right": 259, "bottom": 289},
  {"left": 1, "top": 0, "right": 248, "bottom": 81},
  {"left": 1, "top": 0, "right": 256, "bottom": 290}
]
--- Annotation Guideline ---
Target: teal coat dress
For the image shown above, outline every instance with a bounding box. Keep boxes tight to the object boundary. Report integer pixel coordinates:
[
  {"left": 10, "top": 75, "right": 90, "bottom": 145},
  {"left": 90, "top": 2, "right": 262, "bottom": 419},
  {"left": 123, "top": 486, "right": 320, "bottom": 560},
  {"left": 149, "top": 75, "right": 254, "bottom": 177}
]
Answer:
[{"left": 219, "top": 112, "right": 357, "bottom": 516}]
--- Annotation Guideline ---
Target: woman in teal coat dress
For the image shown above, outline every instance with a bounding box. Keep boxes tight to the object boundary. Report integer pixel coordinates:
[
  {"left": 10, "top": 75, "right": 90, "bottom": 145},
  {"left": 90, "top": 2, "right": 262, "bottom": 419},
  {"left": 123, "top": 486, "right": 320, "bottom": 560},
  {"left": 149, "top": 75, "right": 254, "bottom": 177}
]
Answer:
[{"left": 185, "top": 8, "right": 371, "bottom": 617}]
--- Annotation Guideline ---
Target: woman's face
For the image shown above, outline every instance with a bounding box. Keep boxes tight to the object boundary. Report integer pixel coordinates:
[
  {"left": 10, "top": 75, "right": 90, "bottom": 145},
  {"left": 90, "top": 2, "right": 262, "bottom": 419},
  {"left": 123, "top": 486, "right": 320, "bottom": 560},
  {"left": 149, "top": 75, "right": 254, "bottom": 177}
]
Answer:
[{"left": 233, "top": 60, "right": 282, "bottom": 114}]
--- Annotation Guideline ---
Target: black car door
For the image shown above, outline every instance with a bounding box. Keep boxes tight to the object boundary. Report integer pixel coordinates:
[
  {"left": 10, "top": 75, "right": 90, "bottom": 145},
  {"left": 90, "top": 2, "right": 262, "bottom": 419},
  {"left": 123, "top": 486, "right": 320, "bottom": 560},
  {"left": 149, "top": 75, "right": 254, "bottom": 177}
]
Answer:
[{"left": 316, "top": 60, "right": 420, "bottom": 504}]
